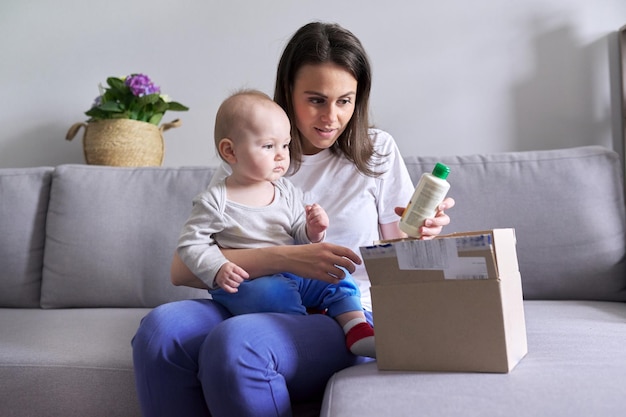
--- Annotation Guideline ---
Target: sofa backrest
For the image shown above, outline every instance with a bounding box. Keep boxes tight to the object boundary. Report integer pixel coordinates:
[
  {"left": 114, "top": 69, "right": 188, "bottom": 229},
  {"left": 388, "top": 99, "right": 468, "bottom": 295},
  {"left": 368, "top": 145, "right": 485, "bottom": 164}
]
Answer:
[
  {"left": 0, "top": 167, "right": 53, "bottom": 308},
  {"left": 40, "top": 164, "right": 213, "bottom": 308},
  {"left": 404, "top": 145, "right": 626, "bottom": 301},
  {"left": 1, "top": 146, "right": 624, "bottom": 308}
]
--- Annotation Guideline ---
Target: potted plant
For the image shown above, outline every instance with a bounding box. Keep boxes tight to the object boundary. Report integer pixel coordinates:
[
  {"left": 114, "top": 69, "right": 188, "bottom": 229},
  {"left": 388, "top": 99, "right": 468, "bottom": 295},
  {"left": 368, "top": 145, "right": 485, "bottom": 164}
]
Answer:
[{"left": 66, "top": 73, "right": 189, "bottom": 166}]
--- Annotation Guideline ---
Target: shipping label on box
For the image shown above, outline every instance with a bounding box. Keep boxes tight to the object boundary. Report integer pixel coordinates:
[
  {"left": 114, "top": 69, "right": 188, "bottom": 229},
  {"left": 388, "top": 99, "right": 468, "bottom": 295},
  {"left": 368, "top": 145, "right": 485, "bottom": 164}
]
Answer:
[
  {"left": 363, "top": 232, "right": 497, "bottom": 281},
  {"left": 360, "top": 229, "right": 527, "bottom": 373}
]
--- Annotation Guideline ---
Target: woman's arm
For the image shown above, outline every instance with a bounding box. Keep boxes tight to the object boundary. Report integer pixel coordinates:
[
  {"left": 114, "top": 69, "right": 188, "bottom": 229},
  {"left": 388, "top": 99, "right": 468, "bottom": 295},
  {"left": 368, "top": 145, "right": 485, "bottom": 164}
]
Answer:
[
  {"left": 171, "top": 243, "right": 362, "bottom": 288},
  {"left": 171, "top": 252, "right": 210, "bottom": 289}
]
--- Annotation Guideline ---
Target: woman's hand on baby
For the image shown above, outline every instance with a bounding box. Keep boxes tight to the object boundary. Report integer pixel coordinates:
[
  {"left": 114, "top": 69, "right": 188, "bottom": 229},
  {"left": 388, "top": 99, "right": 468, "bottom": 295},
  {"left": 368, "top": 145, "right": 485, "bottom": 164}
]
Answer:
[
  {"left": 284, "top": 243, "right": 361, "bottom": 284},
  {"left": 394, "top": 197, "right": 455, "bottom": 240},
  {"left": 305, "top": 203, "right": 329, "bottom": 242},
  {"left": 215, "top": 261, "right": 250, "bottom": 293}
]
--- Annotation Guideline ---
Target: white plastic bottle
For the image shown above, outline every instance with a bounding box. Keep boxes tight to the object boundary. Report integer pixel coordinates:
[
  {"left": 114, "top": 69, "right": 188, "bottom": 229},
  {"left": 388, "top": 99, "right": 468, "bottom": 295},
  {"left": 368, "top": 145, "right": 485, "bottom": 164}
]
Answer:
[{"left": 399, "top": 162, "right": 451, "bottom": 238}]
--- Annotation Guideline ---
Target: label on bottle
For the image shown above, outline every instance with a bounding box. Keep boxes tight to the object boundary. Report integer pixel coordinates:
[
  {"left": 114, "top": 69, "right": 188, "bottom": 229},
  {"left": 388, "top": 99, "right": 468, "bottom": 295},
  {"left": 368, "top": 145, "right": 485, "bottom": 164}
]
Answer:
[{"left": 402, "top": 178, "right": 448, "bottom": 228}]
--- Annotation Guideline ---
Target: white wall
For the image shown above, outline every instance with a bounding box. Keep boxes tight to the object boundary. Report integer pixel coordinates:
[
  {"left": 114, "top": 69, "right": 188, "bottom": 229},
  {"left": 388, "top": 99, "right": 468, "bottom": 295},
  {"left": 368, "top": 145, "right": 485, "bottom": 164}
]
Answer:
[{"left": 1, "top": 0, "right": 625, "bottom": 168}]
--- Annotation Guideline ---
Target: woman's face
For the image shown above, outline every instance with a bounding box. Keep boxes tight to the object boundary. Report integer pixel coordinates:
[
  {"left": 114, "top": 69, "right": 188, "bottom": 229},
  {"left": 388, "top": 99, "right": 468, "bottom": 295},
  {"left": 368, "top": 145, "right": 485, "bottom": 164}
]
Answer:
[{"left": 291, "top": 62, "right": 358, "bottom": 155}]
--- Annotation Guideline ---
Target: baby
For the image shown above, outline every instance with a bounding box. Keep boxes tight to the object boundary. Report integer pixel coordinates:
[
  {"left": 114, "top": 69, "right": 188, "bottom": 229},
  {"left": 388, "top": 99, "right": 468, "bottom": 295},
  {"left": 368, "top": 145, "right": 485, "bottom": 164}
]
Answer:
[{"left": 177, "top": 89, "right": 375, "bottom": 357}]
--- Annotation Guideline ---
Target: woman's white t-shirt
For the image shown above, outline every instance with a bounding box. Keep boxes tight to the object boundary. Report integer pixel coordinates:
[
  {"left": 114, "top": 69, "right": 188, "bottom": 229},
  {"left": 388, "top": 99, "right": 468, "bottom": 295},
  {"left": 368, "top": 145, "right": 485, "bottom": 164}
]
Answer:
[{"left": 288, "top": 129, "right": 414, "bottom": 310}]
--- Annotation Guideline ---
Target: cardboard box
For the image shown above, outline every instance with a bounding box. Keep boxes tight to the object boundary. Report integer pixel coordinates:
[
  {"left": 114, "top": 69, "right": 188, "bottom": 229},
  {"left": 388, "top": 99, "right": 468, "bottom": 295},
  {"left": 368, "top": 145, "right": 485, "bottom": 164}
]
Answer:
[{"left": 360, "top": 228, "right": 527, "bottom": 373}]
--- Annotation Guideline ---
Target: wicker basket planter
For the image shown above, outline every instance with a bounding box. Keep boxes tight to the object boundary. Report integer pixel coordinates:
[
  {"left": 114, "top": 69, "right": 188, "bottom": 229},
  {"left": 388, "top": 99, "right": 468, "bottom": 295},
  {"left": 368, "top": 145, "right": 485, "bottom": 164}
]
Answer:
[{"left": 66, "top": 118, "right": 181, "bottom": 167}]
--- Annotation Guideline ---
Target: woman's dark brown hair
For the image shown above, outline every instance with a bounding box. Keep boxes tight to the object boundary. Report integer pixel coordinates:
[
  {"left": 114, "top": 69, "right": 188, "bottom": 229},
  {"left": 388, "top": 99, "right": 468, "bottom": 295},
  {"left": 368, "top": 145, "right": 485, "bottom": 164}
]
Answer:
[{"left": 274, "top": 22, "right": 383, "bottom": 177}]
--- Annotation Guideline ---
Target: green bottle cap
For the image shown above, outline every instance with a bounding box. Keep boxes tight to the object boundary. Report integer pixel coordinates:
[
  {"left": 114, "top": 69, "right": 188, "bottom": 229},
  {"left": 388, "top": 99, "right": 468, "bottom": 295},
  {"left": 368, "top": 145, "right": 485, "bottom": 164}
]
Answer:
[{"left": 432, "top": 162, "right": 450, "bottom": 180}]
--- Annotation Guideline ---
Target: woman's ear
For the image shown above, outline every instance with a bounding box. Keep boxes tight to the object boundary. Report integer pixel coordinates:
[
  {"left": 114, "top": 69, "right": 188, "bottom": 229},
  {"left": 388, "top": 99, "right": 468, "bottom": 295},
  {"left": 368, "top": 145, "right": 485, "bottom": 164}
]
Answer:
[{"left": 218, "top": 138, "right": 237, "bottom": 164}]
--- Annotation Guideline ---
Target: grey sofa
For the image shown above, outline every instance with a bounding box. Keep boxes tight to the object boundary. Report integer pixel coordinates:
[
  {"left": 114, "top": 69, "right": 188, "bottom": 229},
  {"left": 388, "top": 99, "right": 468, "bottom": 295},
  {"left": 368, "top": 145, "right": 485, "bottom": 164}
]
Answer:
[{"left": 1, "top": 145, "right": 625, "bottom": 417}]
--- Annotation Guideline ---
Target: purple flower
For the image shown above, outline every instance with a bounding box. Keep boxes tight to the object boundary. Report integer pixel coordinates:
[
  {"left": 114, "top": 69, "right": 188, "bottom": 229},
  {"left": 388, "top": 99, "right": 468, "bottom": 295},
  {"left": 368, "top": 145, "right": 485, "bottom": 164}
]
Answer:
[
  {"left": 91, "top": 95, "right": 102, "bottom": 108},
  {"left": 125, "top": 73, "right": 161, "bottom": 97}
]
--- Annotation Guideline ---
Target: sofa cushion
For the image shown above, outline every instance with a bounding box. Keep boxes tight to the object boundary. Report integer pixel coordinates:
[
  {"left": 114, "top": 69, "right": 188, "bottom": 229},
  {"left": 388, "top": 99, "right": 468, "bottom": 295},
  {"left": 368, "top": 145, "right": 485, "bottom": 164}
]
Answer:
[
  {"left": 404, "top": 146, "right": 626, "bottom": 301},
  {"left": 41, "top": 165, "right": 214, "bottom": 308},
  {"left": 321, "top": 300, "right": 626, "bottom": 417},
  {"left": 0, "top": 307, "right": 147, "bottom": 417},
  {"left": 0, "top": 167, "right": 53, "bottom": 307}
]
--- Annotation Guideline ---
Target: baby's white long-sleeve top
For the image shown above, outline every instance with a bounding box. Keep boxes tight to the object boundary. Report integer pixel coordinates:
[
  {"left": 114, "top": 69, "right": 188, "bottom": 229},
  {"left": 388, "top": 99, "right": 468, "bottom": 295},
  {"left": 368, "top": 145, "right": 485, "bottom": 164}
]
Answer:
[{"left": 177, "top": 177, "right": 311, "bottom": 289}]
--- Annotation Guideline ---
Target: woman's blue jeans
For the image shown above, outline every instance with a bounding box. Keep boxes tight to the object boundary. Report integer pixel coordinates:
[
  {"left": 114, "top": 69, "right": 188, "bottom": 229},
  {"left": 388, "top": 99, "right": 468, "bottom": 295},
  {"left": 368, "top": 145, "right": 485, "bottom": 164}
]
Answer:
[{"left": 132, "top": 299, "right": 374, "bottom": 416}]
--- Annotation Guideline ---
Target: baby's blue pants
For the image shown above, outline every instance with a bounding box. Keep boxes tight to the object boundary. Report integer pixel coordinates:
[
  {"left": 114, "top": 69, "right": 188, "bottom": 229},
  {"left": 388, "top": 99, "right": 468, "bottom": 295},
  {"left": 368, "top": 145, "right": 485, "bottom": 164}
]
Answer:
[{"left": 208, "top": 272, "right": 362, "bottom": 318}]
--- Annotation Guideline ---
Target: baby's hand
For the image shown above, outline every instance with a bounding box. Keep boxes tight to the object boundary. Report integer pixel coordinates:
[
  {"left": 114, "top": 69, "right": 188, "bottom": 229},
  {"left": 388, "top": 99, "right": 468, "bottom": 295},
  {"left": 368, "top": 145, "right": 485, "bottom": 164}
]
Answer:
[
  {"left": 305, "top": 203, "right": 329, "bottom": 243},
  {"left": 215, "top": 261, "right": 249, "bottom": 293}
]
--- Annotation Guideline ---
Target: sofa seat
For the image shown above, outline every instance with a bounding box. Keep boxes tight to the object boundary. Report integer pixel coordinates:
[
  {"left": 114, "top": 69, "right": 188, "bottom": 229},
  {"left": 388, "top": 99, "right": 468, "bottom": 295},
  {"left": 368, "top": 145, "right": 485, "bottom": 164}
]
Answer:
[
  {"left": 0, "top": 308, "right": 150, "bottom": 417},
  {"left": 321, "top": 300, "right": 626, "bottom": 417}
]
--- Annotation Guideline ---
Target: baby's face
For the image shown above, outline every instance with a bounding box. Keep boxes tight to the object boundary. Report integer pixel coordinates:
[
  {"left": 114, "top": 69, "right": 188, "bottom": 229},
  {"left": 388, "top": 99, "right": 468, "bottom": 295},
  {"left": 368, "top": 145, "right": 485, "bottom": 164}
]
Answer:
[{"left": 231, "top": 103, "right": 292, "bottom": 183}]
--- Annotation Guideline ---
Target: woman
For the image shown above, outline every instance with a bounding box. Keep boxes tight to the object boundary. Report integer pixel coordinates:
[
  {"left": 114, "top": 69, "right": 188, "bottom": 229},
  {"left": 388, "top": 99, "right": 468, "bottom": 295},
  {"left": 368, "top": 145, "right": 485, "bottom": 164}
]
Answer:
[{"left": 132, "top": 21, "right": 454, "bottom": 417}]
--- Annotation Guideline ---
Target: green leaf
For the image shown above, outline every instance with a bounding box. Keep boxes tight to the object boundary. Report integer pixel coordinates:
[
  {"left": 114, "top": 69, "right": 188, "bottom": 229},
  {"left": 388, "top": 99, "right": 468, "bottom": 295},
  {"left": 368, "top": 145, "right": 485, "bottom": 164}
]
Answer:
[
  {"left": 148, "top": 113, "right": 163, "bottom": 125},
  {"left": 85, "top": 108, "right": 108, "bottom": 118},
  {"left": 138, "top": 93, "right": 160, "bottom": 105},
  {"left": 107, "top": 80, "right": 131, "bottom": 102},
  {"left": 103, "top": 89, "right": 125, "bottom": 104},
  {"left": 99, "top": 101, "right": 124, "bottom": 112},
  {"left": 107, "top": 77, "right": 125, "bottom": 90},
  {"left": 153, "top": 101, "right": 168, "bottom": 113},
  {"left": 167, "top": 101, "right": 189, "bottom": 111}
]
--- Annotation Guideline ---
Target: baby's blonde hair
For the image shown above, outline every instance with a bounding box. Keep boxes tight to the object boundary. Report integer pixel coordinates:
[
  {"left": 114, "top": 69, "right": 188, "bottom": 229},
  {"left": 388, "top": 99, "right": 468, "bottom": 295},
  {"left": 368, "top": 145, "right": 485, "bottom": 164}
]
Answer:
[{"left": 214, "top": 89, "right": 273, "bottom": 161}]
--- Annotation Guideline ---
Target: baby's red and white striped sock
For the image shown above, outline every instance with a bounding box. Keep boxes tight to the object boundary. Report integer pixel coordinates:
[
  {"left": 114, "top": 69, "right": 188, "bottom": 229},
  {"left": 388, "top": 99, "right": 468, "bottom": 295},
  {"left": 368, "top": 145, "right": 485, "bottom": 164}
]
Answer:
[{"left": 343, "top": 318, "right": 376, "bottom": 358}]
